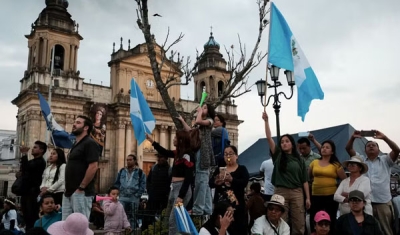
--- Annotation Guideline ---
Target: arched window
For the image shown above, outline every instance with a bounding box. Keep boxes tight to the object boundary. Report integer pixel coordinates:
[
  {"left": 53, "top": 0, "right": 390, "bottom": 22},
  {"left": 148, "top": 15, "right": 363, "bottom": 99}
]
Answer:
[
  {"left": 200, "top": 81, "right": 206, "bottom": 93},
  {"left": 218, "top": 81, "right": 224, "bottom": 96},
  {"left": 50, "top": 44, "right": 65, "bottom": 70}
]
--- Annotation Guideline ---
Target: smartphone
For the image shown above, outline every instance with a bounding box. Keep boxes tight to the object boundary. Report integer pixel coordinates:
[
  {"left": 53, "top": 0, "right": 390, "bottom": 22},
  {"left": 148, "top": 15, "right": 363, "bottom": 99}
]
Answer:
[
  {"left": 298, "top": 132, "right": 309, "bottom": 137},
  {"left": 360, "top": 130, "right": 376, "bottom": 137},
  {"left": 219, "top": 167, "right": 227, "bottom": 179}
]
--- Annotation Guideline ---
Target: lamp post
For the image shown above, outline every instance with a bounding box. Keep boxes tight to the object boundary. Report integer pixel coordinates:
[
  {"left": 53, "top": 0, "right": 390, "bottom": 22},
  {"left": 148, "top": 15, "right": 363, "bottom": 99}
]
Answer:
[{"left": 256, "top": 65, "right": 295, "bottom": 140}]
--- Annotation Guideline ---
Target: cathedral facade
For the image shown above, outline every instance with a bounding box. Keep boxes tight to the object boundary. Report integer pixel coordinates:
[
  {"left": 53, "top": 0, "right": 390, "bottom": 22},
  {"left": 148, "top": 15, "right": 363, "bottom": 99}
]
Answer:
[{"left": 10, "top": 0, "right": 241, "bottom": 192}]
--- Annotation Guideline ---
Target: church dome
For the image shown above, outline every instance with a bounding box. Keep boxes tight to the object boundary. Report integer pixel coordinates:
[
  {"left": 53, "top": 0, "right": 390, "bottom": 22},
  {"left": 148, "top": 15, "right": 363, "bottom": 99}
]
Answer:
[{"left": 204, "top": 32, "right": 220, "bottom": 49}]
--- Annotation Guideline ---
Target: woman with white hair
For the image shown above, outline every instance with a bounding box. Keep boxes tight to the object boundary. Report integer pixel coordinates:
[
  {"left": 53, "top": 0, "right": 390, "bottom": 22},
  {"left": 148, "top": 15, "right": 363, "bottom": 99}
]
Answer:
[{"left": 334, "top": 156, "right": 372, "bottom": 215}]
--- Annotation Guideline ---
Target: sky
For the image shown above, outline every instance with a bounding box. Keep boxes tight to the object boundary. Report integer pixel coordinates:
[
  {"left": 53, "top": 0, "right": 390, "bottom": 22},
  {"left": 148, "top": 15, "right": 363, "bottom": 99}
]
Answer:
[{"left": 1, "top": 0, "right": 399, "bottom": 155}]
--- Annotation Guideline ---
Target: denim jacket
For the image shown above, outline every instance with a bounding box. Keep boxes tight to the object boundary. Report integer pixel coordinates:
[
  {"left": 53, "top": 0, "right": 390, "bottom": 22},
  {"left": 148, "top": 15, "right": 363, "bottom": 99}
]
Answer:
[{"left": 114, "top": 168, "right": 146, "bottom": 199}]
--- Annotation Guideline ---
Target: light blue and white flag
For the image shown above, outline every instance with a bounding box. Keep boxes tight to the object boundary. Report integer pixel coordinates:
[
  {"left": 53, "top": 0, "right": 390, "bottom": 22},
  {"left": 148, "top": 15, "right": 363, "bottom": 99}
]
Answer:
[
  {"left": 130, "top": 78, "right": 156, "bottom": 145},
  {"left": 38, "top": 92, "right": 75, "bottom": 148},
  {"left": 174, "top": 204, "right": 199, "bottom": 235},
  {"left": 268, "top": 2, "right": 324, "bottom": 121}
]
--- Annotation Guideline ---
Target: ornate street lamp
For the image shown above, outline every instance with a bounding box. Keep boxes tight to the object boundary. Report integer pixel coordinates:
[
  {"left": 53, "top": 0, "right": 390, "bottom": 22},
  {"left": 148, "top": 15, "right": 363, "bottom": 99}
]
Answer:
[{"left": 256, "top": 65, "right": 295, "bottom": 140}]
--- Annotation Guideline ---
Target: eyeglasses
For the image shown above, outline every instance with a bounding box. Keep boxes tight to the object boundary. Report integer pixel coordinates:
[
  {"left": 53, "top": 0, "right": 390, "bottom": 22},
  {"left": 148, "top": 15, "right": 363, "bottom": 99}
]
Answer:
[
  {"left": 349, "top": 198, "right": 363, "bottom": 203},
  {"left": 224, "top": 153, "right": 236, "bottom": 157},
  {"left": 316, "top": 221, "right": 330, "bottom": 227}
]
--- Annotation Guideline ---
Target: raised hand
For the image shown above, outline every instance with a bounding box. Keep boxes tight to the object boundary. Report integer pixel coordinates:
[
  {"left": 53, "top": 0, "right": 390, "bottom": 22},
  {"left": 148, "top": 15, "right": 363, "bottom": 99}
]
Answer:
[
  {"left": 219, "top": 210, "right": 234, "bottom": 230},
  {"left": 262, "top": 112, "right": 268, "bottom": 121},
  {"left": 373, "top": 130, "right": 386, "bottom": 140},
  {"left": 145, "top": 134, "right": 154, "bottom": 143},
  {"left": 352, "top": 130, "right": 362, "bottom": 138},
  {"left": 308, "top": 133, "right": 315, "bottom": 142},
  {"left": 20, "top": 146, "right": 30, "bottom": 154}
]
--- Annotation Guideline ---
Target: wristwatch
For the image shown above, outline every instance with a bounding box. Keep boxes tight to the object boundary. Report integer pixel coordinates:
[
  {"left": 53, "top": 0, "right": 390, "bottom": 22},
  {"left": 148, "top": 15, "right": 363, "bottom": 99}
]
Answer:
[{"left": 78, "top": 186, "right": 85, "bottom": 191}]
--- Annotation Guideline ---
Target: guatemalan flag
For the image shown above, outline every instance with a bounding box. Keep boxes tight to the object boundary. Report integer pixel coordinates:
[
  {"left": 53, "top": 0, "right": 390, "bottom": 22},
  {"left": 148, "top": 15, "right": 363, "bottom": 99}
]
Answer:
[
  {"left": 130, "top": 78, "right": 156, "bottom": 145},
  {"left": 268, "top": 2, "right": 324, "bottom": 121},
  {"left": 38, "top": 92, "right": 75, "bottom": 148}
]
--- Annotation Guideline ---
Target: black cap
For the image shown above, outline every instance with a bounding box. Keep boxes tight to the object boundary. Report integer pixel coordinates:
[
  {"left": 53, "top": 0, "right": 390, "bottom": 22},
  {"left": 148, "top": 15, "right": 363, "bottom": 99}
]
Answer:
[{"left": 349, "top": 190, "right": 365, "bottom": 201}]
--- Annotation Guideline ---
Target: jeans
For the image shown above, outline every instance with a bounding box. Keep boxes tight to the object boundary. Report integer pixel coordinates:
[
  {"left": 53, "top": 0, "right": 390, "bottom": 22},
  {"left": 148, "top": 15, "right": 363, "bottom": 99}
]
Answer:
[
  {"left": 62, "top": 192, "right": 93, "bottom": 220},
  {"left": 120, "top": 197, "right": 139, "bottom": 229},
  {"left": 192, "top": 151, "right": 212, "bottom": 215}
]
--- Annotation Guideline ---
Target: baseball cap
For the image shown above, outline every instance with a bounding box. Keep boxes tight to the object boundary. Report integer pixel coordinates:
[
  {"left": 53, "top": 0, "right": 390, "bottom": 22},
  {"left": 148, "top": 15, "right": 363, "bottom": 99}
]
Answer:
[
  {"left": 314, "top": 211, "right": 331, "bottom": 223},
  {"left": 349, "top": 190, "right": 365, "bottom": 201}
]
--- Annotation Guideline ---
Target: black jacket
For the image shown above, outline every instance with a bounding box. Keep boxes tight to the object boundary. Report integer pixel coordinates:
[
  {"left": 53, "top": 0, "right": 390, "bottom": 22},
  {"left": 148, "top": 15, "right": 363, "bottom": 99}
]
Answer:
[
  {"left": 20, "top": 154, "right": 46, "bottom": 195},
  {"left": 336, "top": 212, "right": 383, "bottom": 235},
  {"left": 146, "top": 163, "right": 171, "bottom": 201}
]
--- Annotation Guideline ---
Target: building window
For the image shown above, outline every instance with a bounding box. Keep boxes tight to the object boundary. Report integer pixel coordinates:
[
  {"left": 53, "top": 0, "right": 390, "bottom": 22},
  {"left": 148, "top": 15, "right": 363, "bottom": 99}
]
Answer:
[{"left": 218, "top": 81, "right": 224, "bottom": 96}]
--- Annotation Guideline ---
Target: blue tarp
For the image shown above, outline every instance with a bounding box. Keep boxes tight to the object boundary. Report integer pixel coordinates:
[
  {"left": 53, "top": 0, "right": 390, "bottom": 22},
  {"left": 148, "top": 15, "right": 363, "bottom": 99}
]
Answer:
[{"left": 239, "top": 124, "right": 375, "bottom": 177}]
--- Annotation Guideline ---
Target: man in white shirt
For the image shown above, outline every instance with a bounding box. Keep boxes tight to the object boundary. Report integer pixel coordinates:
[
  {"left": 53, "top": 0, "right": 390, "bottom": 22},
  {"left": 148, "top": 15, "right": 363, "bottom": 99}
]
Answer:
[
  {"left": 346, "top": 129, "right": 400, "bottom": 235},
  {"left": 260, "top": 159, "right": 274, "bottom": 202},
  {"left": 251, "top": 194, "right": 290, "bottom": 235}
]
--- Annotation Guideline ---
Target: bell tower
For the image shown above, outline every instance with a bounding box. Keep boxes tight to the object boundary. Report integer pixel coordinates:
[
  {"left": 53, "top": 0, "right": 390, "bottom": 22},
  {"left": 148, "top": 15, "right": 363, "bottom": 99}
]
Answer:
[
  {"left": 193, "top": 31, "right": 230, "bottom": 101},
  {"left": 22, "top": 0, "right": 83, "bottom": 91}
]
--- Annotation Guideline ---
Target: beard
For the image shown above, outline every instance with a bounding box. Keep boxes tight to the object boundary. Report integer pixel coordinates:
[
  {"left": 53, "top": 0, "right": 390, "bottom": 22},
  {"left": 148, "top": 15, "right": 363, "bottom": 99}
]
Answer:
[{"left": 72, "top": 126, "right": 84, "bottom": 136}]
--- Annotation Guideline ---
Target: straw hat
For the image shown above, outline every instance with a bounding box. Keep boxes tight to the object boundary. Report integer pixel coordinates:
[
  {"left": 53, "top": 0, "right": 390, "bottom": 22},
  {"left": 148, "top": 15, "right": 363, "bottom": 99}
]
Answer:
[
  {"left": 264, "top": 194, "right": 287, "bottom": 212},
  {"left": 342, "top": 155, "right": 368, "bottom": 174}
]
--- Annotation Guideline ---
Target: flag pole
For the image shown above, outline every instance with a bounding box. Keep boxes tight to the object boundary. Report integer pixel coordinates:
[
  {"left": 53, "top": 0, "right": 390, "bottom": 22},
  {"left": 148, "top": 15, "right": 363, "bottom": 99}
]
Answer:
[
  {"left": 44, "top": 46, "right": 55, "bottom": 158},
  {"left": 264, "top": 1, "right": 273, "bottom": 112}
]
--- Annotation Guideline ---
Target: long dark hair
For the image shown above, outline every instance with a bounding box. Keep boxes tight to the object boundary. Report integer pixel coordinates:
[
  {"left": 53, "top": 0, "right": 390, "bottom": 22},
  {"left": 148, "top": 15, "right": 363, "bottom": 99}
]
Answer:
[
  {"left": 279, "top": 134, "right": 300, "bottom": 172},
  {"left": 215, "top": 114, "right": 226, "bottom": 127},
  {"left": 3, "top": 197, "right": 16, "bottom": 219},
  {"left": 205, "top": 103, "right": 216, "bottom": 119},
  {"left": 52, "top": 148, "right": 66, "bottom": 184},
  {"left": 320, "top": 140, "right": 340, "bottom": 166},
  {"left": 176, "top": 130, "right": 192, "bottom": 159}
]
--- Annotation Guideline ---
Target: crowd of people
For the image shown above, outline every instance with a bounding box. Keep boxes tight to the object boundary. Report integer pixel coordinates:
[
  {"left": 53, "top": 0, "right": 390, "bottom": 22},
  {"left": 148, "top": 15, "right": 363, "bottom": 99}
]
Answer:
[{"left": 0, "top": 107, "right": 399, "bottom": 235}]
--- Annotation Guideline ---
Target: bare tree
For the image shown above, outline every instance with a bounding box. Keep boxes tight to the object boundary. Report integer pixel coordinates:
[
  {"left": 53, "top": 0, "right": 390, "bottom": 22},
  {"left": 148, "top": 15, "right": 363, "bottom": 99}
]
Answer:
[{"left": 135, "top": 0, "right": 270, "bottom": 129}]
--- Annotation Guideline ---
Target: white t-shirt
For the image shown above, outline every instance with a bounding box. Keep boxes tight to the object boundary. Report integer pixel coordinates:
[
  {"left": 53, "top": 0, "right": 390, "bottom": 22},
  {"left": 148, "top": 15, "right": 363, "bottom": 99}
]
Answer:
[
  {"left": 2, "top": 209, "right": 20, "bottom": 231},
  {"left": 260, "top": 159, "right": 275, "bottom": 195},
  {"left": 251, "top": 215, "right": 290, "bottom": 235},
  {"left": 199, "top": 227, "right": 230, "bottom": 235}
]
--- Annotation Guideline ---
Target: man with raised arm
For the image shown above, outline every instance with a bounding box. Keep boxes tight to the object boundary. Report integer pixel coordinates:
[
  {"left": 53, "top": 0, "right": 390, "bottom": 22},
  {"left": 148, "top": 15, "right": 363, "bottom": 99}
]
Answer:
[{"left": 346, "top": 129, "right": 400, "bottom": 235}]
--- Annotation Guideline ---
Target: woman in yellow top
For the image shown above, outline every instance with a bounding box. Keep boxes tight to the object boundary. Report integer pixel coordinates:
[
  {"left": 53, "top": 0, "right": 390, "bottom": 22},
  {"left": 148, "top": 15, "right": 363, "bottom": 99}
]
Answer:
[{"left": 308, "top": 140, "right": 347, "bottom": 234}]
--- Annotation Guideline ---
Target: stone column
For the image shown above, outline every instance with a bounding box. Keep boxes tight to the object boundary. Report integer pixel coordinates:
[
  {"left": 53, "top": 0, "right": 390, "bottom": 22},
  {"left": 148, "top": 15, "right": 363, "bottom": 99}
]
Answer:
[
  {"left": 159, "top": 125, "right": 167, "bottom": 148},
  {"left": 169, "top": 126, "right": 176, "bottom": 165},
  {"left": 125, "top": 122, "right": 131, "bottom": 157},
  {"left": 116, "top": 120, "right": 126, "bottom": 171},
  {"left": 70, "top": 44, "right": 75, "bottom": 71},
  {"left": 42, "top": 39, "right": 48, "bottom": 68},
  {"left": 137, "top": 139, "right": 143, "bottom": 169},
  {"left": 74, "top": 46, "right": 78, "bottom": 71}
]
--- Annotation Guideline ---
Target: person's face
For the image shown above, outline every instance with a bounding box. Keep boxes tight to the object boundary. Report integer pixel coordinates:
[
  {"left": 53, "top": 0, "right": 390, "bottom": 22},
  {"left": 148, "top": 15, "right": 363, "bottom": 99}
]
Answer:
[
  {"left": 157, "top": 156, "right": 167, "bottom": 165},
  {"left": 202, "top": 104, "right": 208, "bottom": 116},
  {"left": 315, "top": 220, "right": 330, "bottom": 235},
  {"left": 41, "top": 197, "right": 55, "bottom": 214},
  {"left": 267, "top": 204, "right": 283, "bottom": 222},
  {"left": 349, "top": 198, "right": 365, "bottom": 213},
  {"left": 31, "top": 144, "right": 43, "bottom": 156},
  {"left": 72, "top": 118, "right": 87, "bottom": 135},
  {"left": 126, "top": 156, "right": 135, "bottom": 167},
  {"left": 365, "top": 142, "right": 379, "bottom": 156},
  {"left": 280, "top": 136, "right": 292, "bottom": 153},
  {"left": 95, "top": 111, "right": 103, "bottom": 121},
  {"left": 224, "top": 147, "right": 237, "bottom": 165},
  {"left": 48, "top": 150, "right": 58, "bottom": 164},
  {"left": 297, "top": 143, "right": 311, "bottom": 156},
  {"left": 214, "top": 116, "right": 223, "bottom": 128},
  {"left": 347, "top": 162, "right": 362, "bottom": 173},
  {"left": 3, "top": 203, "right": 8, "bottom": 209},
  {"left": 109, "top": 189, "right": 119, "bottom": 198},
  {"left": 173, "top": 136, "right": 177, "bottom": 147},
  {"left": 321, "top": 143, "right": 333, "bottom": 156}
]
